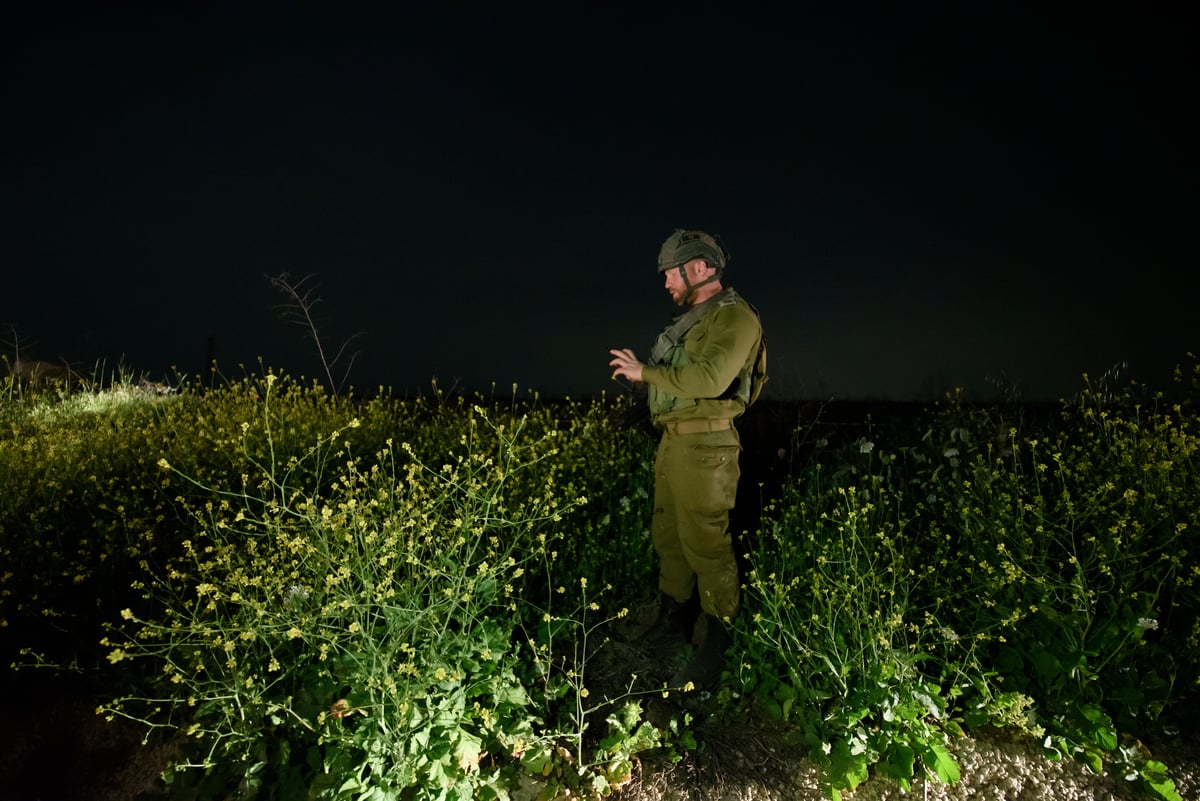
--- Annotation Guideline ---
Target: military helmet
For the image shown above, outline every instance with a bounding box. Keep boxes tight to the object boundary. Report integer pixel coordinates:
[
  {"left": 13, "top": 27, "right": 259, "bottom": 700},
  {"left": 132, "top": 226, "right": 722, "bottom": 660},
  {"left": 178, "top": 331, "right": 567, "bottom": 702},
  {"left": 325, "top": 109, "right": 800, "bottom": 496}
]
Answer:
[{"left": 656, "top": 228, "right": 728, "bottom": 273}]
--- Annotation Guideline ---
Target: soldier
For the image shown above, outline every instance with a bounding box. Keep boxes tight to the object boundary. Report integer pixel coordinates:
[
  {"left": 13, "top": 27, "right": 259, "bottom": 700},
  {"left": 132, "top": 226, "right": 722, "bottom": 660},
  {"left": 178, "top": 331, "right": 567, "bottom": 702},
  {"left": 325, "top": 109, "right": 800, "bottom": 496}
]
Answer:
[{"left": 609, "top": 228, "right": 764, "bottom": 691}]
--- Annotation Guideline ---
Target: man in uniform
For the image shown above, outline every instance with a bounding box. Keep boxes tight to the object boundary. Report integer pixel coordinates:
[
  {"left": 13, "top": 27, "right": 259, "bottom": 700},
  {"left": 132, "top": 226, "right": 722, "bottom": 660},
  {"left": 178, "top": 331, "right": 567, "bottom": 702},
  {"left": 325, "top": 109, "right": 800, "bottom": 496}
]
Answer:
[{"left": 609, "top": 228, "right": 763, "bottom": 691}]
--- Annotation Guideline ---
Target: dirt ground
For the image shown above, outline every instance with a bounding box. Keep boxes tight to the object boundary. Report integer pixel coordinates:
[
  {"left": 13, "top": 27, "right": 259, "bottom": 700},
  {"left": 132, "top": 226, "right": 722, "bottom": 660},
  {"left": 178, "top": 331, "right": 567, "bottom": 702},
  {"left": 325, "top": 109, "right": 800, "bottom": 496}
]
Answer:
[{"left": 0, "top": 673, "right": 177, "bottom": 801}]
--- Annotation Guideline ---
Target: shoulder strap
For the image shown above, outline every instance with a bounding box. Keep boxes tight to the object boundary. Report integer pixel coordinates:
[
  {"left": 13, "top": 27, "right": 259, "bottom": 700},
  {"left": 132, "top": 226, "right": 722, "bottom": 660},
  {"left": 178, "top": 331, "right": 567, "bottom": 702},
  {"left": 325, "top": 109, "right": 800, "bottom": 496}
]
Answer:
[{"left": 647, "top": 289, "right": 731, "bottom": 366}]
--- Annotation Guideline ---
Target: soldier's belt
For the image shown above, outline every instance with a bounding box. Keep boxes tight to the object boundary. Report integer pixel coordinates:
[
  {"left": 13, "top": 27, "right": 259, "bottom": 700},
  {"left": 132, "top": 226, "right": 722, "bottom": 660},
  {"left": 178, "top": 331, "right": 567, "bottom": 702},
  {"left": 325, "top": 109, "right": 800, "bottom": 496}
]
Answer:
[{"left": 663, "top": 418, "right": 734, "bottom": 435}]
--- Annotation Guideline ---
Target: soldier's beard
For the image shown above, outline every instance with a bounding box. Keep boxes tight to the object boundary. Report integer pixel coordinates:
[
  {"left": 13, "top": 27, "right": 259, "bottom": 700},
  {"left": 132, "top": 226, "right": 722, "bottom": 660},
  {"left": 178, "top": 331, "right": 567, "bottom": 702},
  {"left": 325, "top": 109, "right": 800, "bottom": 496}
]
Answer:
[{"left": 669, "top": 284, "right": 692, "bottom": 306}]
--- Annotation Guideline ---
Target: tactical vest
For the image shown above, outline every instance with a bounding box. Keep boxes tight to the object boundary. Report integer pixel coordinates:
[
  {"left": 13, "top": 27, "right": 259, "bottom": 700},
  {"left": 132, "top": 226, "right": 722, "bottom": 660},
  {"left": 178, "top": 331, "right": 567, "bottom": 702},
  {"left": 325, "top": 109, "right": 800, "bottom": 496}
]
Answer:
[{"left": 645, "top": 288, "right": 766, "bottom": 417}]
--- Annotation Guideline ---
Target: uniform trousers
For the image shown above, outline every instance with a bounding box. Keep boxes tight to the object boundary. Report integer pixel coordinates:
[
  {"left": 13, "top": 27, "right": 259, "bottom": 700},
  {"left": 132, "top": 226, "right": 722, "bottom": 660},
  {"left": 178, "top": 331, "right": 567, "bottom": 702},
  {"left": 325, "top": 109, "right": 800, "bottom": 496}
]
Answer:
[{"left": 652, "top": 425, "right": 741, "bottom": 621}]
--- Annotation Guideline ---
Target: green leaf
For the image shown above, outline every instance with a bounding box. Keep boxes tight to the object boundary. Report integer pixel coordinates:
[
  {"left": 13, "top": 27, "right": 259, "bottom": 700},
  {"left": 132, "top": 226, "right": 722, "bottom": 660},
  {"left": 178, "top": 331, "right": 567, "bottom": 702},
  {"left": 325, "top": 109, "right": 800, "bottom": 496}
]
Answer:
[
  {"left": 882, "top": 743, "right": 915, "bottom": 782},
  {"left": 912, "top": 685, "right": 945, "bottom": 718},
  {"left": 454, "top": 729, "right": 484, "bottom": 772},
  {"left": 761, "top": 698, "right": 784, "bottom": 723},
  {"left": 1076, "top": 704, "right": 1118, "bottom": 751},
  {"left": 628, "top": 720, "right": 662, "bottom": 753},
  {"left": 828, "top": 739, "right": 870, "bottom": 792},
  {"left": 476, "top": 575, "right": 499, "bottom": 602},
  {"left": 338, "top": 775, "right": 365, "bottom": 794},
  {"left": 1145, "top": 779, "right": 1183, "bottom": 801},
  {"left": 617, "top": 701, "right": 642, "bottom": 730},
  {"left": 1042, "top": 735, "right": 1064, "bottom": 761},
  {"left": 923, "top": 742, "right": 960, "bottom": 785},
  {"left": 589, "top": 772, "right": 611, "bottom": 795},
  {"left": 490, "top": 681, "right": 530, "bottom": 707},
  {"left": 963, "top": 707, "right": 990, "bottom": 728},
  {"left": 774, "top": 682, "right": 798, "bottom": 721},
  {"left": 520, "top": 745, "right": 553, "bottom": 776},
  {"left": 1140, "top": 762, "right": 1184, "bottom": 801},
  {"left": 1030, "top": 646, "right": 1062, "bottom": 686}
]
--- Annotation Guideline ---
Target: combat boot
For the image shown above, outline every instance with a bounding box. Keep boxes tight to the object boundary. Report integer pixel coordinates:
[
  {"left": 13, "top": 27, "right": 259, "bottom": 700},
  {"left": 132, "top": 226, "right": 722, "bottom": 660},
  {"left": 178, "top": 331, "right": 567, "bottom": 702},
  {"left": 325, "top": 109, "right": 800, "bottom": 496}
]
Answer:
[
  {"left": 639, "top": 593, "right": 696, "bottom": 658},
  {"left": 671, "top": 613, "right": 731, "bottom": 691}
]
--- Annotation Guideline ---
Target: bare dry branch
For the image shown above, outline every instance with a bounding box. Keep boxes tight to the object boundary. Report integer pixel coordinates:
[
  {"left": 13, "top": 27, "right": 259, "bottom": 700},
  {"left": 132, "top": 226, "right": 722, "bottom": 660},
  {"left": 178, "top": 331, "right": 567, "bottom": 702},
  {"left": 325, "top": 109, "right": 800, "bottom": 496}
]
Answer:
[{"left": 268, "top": 272, "right": 364, "bottom": 393}]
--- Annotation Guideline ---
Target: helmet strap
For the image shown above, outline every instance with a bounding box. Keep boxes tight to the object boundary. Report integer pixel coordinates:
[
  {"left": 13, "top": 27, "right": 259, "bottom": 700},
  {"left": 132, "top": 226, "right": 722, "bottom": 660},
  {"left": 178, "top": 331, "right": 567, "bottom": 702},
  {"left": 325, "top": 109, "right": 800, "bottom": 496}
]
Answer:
[{"left": 677, "top": 264, "right": 721, "bottom": 305}]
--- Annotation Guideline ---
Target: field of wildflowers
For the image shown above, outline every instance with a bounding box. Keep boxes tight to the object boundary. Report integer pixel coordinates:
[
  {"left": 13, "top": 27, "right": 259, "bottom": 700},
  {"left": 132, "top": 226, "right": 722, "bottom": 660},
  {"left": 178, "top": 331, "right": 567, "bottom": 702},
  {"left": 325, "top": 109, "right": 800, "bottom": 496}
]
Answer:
[{"left": 1, "top": 360, "right": 1196, "bottom": 800}]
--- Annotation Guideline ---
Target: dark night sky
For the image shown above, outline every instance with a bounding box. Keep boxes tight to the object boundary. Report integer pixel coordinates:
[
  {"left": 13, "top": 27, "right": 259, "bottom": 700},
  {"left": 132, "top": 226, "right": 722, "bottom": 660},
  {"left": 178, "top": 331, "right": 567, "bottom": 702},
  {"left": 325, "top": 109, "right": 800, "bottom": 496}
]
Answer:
[{"left": 3, "top": 4, "right": 1196, "bottom": 401}]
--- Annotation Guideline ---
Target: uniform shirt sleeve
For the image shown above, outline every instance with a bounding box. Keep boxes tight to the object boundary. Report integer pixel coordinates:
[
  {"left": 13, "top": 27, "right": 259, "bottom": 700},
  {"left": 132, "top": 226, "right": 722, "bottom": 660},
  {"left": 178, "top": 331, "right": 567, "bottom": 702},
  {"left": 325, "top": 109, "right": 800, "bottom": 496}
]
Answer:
[{"left": 641, "top": 301, "right": 760, "bottom": 400}]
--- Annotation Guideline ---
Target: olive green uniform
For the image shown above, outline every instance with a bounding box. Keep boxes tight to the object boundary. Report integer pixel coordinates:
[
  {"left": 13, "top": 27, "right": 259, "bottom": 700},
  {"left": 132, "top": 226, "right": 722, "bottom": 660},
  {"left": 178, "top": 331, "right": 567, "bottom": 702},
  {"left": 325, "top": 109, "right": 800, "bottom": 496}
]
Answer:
[{"left": 641, "top": 288, "right": 762, "bottom": 622}]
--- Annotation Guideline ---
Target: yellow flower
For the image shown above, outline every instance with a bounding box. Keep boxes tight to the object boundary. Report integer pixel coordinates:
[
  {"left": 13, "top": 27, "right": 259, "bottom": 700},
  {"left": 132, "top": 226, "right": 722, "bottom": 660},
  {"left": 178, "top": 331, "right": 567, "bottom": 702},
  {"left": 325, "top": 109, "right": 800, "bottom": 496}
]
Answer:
[{"left": 287, "top": 627, "right": 303, "bottom": 640}]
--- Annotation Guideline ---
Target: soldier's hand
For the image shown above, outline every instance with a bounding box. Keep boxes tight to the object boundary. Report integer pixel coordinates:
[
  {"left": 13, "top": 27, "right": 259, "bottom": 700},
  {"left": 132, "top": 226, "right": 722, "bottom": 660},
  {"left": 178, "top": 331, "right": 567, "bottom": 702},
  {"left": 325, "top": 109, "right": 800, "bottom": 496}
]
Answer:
[{"left": 609, "top": 348, "right": 645, "bottom": 383}]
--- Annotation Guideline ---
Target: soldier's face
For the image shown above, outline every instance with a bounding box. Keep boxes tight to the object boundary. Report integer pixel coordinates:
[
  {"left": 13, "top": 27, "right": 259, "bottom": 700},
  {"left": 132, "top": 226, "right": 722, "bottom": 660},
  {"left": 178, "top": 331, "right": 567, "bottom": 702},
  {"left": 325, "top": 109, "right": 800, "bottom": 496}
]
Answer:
[
  {"left": 664, "top": 260, "right": 711, "bottom": 306},
  {"left": 664, "top": 264, "right": 689, "bottom": 306}
]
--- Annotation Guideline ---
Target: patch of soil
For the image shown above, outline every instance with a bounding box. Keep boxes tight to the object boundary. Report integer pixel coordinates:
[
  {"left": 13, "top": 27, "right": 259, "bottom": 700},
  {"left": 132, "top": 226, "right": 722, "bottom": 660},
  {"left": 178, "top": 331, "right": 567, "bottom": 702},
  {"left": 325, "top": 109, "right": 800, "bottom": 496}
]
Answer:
[{"left": 0, "top": 672, "right": 177, "bottom": 801}]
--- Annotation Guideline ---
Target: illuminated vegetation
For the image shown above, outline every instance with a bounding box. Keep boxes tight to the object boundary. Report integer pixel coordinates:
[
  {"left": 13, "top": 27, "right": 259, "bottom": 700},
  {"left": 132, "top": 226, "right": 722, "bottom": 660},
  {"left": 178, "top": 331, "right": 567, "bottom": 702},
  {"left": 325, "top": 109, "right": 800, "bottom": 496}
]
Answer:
[{"left": 2, "top": 360, "right": 1196, "bottom": 800}]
